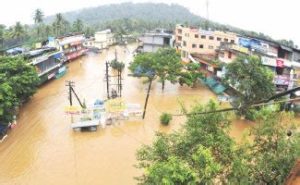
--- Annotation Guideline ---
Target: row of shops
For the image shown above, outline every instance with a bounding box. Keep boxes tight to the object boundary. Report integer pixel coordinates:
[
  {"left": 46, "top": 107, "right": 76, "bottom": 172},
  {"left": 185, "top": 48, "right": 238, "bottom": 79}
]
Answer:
[
  {"left": 26, "top": 34, "right": 87, "bottom": 85},
  {"left": 188, "top": 38, "right": 300, "bottom": 111},
  {"left": 1, "top": 34, "right": 88, "bottom": 140}
]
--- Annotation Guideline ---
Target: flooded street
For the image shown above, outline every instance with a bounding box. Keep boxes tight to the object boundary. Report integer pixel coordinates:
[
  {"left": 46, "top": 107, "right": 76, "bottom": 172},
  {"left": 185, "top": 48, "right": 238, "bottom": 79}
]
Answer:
[{"left": 0, "top": 44, "right": 296, "bottom": 185}]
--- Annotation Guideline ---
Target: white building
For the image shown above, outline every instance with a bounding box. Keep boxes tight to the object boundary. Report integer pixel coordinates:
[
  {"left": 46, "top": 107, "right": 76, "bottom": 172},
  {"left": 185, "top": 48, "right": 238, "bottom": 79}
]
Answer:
[
  {"left": 138, "top": 29, "right": 173, "bottom": 53},
  {"left": 94, "top": 29, "right": 116, "bottom": 49}
]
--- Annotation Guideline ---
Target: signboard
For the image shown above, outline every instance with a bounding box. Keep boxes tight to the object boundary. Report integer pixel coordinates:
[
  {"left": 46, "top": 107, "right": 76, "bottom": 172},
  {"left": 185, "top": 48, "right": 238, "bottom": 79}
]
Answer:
[
  {"left": 276, "top": 59, "right": 284, "bottom": 67},
  {"left": 48, "top": 73, "right": 55, "bottom": 80},
  {"left": 58, "top": 66, "right": 66, "bottom": 73},
  {"left": 261, "top": 56, "right": 277, "bottom": 67},
  {"left": 231, "top": 45, "right": 249, "bottom": 54},
  {"left": 64, "top": 106, "right": 81, "bottom": 114},
  {"left": 274, "top": 75, "right": 290, "bottom": 86},
  {"left": 105, "top": 98, "right": 126, "bottom": 113}
]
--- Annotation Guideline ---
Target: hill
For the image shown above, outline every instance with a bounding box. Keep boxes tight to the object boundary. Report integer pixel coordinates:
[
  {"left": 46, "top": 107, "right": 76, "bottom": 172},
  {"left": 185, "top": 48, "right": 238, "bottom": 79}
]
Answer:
[{"left": 44, "top": 3, "right": 202, "bottom": 26}]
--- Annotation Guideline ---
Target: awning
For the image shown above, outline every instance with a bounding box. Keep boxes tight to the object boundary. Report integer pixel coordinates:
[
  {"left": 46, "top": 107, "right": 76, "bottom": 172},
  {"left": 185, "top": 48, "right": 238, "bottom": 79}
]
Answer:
[{"left": 280, "top": 45, "right": 293, "bottom": 52}]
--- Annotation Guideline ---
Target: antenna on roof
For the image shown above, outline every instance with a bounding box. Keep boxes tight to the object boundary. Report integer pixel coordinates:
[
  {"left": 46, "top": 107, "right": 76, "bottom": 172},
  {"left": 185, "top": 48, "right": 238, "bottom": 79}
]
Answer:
[{"left": 205, "top": 0, "right": 210, "bottom": 30}]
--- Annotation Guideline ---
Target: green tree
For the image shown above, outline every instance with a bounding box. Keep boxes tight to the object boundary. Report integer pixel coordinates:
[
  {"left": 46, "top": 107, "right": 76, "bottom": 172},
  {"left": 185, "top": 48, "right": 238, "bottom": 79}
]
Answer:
[
  {"left": 0, "top": 24, "right": 5, "bottom": 48},
  {"left": 12, "top": 22, "right": 25, "bottom": 40},
  {"left": 33, "top": 9, "right": 44, "bottom": 39},
  {"left": 136, "top": 101, "right": 236, "bottom": 184},
  {"left": 136, "top": 101, "right": 300, "bottom": 184},
  {"left": 0, "top": 82, "right": 18, "bottom": 124},
  {"left": 129, "top": 48, "right": 183, "bottom": 90},
  {"left": 179, "top": 63, "right": 202, "bottom": 87},
  {"left": 242, "top": 108, "right": 300, "bottom": 184},
  {"left": 33, "top": 9, "right": 44, "bottom": 24},
  {"left": 44, "top": 25, "right": 52, "bottom": 37},
  {"left": 52, "top": 13, "right": 65, "bottom": 36},
  {"left": 72, "top": 19, "right": 84, "bottom": 33},
  {"left": 224, "top": 55, "right": 275, "bottom": 116},
  {"left": 0, "top": 56, "right": 39, "bottom": 102},
  {"left": 155, "top": 48, "right": 182, "bottom": 90}
]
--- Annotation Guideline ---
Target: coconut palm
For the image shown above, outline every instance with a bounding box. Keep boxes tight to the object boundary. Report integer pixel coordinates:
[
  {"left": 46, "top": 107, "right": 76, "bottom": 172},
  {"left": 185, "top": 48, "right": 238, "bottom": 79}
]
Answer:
[
  {"left": 52, "top": 13, "right": 64, "bottom": 36},
  {"left": 12, "top": 22, "right": 25, "bottom": 40},
  {"left": 33, "top": 9, "right": 44, "bottom": 39},
  {"left": 72, "top": 19, "right": 84, "bottom": 33},
  {"left": 33, "top": 9, "right": 44, "bottom": 24}
]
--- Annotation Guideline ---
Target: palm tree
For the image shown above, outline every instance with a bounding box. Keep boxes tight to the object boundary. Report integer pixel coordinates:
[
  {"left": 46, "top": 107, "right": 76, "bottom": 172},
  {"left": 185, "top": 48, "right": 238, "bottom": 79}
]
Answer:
[
  {"left": 12, "top": 22, "right": 25, "bottom": 40},
  {"left": 0, "top": 25, "right": 5, "bottom": 48},
  {"left": 33, "top": 9, "right": 44, "bottom": 39},
  {"left": 33, "top": 9, "right": 44, "bottom": 24},
  {"left": 44, "top": 25, "right": 52, "bottom": 37},
  {"left": 52, "top": 13, "right": 66, "bottom": 36},
  {"left": 72, "top": 19, "right": 84, "bottom": 33}
]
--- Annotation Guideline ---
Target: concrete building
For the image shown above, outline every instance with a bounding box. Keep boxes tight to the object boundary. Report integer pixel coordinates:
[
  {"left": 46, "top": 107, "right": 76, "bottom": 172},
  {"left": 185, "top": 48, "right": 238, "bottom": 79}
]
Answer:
[
  {"left": 56, "top": 33, "right": 87, "bottom": 61},
  {"left": 83, "top": 37, "right": 95, "bottom": 48},
  {"left": 175, "top": 24, "right": 237, "bottom": 62},
  {"left": 138, "top": 29, "right": 173, "bottom": 53},
  {"left": 94, "top": 29, "right": 116, "bottom": 49}
]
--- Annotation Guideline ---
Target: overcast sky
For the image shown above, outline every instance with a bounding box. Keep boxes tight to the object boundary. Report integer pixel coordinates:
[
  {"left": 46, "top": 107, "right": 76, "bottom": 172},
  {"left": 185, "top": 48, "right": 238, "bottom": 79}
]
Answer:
[{"left": 0, "top": 0, "right": 299, "bottom": 45}]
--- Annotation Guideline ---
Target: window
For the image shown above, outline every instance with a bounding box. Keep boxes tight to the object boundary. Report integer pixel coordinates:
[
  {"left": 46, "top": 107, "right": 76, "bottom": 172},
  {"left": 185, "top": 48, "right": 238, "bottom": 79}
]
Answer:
[
  {"left": 199, "top": 44, "right": 204, "bottom": 49},
  {"left": 224, "top": 38, "right": 229, "bottom": 42},
  {"left": 219, "top": 52, "right": 225, "bottom": 58},
  {"left": 182, "top": 50, "right": 188, "bottom": 58},
  {"left": 183, "top": 41, "right": 187, "bottom": 46},
  {"left": 230, "top": 40, "right": 235, "bottom": 43},
  {"left": 195, "top": 34, "right": 199, "bottom": 38},
  {"left": 201, "top": 35, "right": 206, "bottom": 39},
  {"left": 178, "top": 36, "right": 182, "bottom": 41},
  {"left": 228, "top": 51, "right": 232, "bottom": 59},
  {"left": 209, "top": 36, "right": 214, "bottom": 40},
  {"left": 217, "top": 37, "right": 221, "bottom": 41},
  {"left": 178, "top": 29, "right": 182, "bottom": 34},
  {"left": 208, "top": 45, "right": 214, "bottom": 49},
  {"left": 192, "top": 44, "right": 197, "bottom": 48}
]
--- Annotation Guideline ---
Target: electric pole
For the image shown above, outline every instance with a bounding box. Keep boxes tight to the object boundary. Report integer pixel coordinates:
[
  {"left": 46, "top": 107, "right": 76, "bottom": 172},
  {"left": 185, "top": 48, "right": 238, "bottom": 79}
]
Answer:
[
  {"left": 105, "top": 61, "right": 110, "bottom": 99},
  {"left": 65, "top": 81, "right": 84, "bottom": 108},
  {"left": 66, "top": 81, "right": 74, "bottom": 106},
  {"left": 206, "top": 0, "right": 210, "bottom": 30},
  {"left": 142, "top": 78, "right": 153, "bottom": 119}
]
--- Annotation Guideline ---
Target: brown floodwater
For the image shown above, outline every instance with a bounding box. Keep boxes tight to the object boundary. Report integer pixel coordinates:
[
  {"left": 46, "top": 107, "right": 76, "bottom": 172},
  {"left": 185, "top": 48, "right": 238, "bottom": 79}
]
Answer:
[{"left": 0, "top": 44, "right": 299, "bottom": 185}]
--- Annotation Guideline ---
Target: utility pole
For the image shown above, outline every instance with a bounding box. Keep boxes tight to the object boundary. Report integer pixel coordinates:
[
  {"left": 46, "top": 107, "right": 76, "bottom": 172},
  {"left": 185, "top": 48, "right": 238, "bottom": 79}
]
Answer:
[
  {"left": 119, "top": 69, "right": 122, "bottom": 97},
  {"left": 105, "top": 61, "right": 110, "bottom": 99},
  {"left": 205, "top": 0, "right": 210, "bottom": 30},
  {"left": 66, "top": 81, "right": 74, "bottom": 106},
  {"left": 142, "top": 78, "right": 153, "bottom": 119},
  {"left": 65, "top": 81, "right": 84, "bottom": 108}
]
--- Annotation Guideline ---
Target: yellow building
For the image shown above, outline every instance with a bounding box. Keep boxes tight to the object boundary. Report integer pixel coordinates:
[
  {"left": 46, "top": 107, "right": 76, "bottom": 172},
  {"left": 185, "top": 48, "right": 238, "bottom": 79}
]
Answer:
[{"left": 175, "top": 24, "right": 237, "bottom": 62}]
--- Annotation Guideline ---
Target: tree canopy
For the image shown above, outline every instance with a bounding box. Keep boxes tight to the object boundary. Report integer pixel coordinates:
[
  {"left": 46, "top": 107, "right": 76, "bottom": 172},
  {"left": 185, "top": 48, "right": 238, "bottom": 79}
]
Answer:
[
  {"left": 136, "top": 101, "right": 300, "bottom": 184},
  {"left": 0, "top": 56, "right": 39, "bottom": 125},
  {"left": 129, "top": 48, "right": 183, "bottom": 90},
  {"left": 224, "top": 55, "right": 275, "bottom": 116}
]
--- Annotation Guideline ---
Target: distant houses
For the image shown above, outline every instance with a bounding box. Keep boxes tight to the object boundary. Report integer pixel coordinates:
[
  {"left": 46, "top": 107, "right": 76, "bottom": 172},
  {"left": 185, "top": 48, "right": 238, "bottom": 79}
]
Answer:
[{"left": 94, "top": 29, "right": 116, "bottom": 50}]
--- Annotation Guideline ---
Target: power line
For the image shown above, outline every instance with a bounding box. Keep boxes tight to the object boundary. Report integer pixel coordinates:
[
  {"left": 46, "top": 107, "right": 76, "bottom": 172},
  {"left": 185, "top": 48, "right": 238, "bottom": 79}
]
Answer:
[{"left": 171, "top": 97, "right": 300, "bottom": 117}]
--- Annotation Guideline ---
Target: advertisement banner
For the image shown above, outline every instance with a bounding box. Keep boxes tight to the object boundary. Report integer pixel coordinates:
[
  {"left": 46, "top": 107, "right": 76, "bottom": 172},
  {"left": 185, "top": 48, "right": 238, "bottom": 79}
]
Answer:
[
  {"left": 276, "top": 59, "right": 284, "bottom": 67},
  {"left": 274, "top": 75, "right": 289, "bottom": 85}
]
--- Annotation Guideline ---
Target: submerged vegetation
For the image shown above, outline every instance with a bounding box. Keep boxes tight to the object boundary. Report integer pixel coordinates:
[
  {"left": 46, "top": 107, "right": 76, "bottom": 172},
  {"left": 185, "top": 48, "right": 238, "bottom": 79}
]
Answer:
[{"left": 136, "top": 101, "right": 300, "bottom": 184}]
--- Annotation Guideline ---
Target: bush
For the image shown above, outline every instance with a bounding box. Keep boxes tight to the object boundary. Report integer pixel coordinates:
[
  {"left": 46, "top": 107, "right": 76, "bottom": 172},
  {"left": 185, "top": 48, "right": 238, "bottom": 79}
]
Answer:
[
  {"left": 160, "top": 113, "right": 172, "bottom": 125},
  {"left": 110, "top": 59, "right": 125, "bottom": 71}
]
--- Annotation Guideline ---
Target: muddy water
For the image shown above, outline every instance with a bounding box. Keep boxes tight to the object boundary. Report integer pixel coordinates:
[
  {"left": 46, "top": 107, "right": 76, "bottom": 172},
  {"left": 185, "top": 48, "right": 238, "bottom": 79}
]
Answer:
[{"left": 0, "top": 44, "right": 296, "bottom": 185}]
